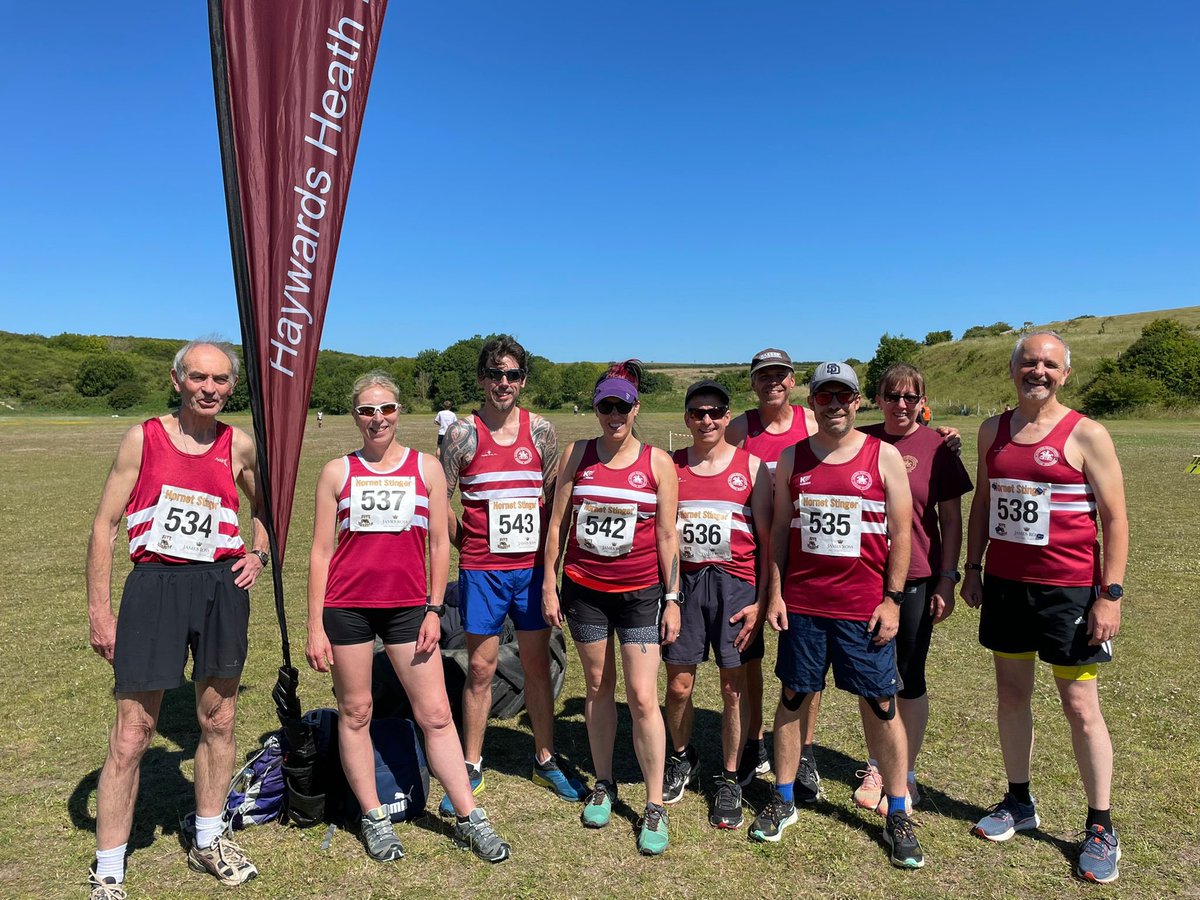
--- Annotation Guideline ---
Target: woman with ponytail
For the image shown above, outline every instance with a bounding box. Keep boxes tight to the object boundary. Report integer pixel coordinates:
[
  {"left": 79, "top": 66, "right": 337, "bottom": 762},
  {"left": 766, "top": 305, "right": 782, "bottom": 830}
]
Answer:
[{"left": 543, "top": 360, "right": 681, "bottom": 855}]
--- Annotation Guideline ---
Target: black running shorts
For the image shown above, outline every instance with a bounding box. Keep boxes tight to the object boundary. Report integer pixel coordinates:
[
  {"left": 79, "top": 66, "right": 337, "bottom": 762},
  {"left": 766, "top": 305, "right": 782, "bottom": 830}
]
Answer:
[
  {"left": 979, "top": 574, "right": 1111, "bottom": 667},
  {"left": 560, "top": 575, "right": 662, "bottom": 645},
  {"left": 323, "top": 605, "right": 426, "bottom": 646},
  {"left": 662, "top": 566, "right": 764, "bottom": 668}
]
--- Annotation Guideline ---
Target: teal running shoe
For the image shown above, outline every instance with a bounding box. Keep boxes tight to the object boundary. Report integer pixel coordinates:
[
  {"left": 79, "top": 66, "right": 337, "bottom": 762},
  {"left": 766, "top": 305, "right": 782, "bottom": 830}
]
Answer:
[
  {"left": 439, "top": 761, "right": 485, "bottom": 817},
  {"left": 582, "top": 780, "right": 616, "bottom": 828},
  {"left": 637, "top": 803, "right": 669, "bottom": 855}
]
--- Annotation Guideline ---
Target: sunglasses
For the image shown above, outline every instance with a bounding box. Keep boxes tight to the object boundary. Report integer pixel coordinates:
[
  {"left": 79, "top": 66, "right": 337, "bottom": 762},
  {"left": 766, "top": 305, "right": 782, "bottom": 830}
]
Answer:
[
  {"left": 596, "top": 399, "right": 634, "bottom": 415},
  {"left": 483, "top": 367, "right": 526, "bottom": 382},
  {"left": 687, "top": 405, "right": 729, "bottom": 421},
  {"left": 354, "top": 402, "right": 399, "bottom": 417},
  {"left": 811, "top": 390, "right": 859, "bottom": 405},
  {"left": 882, "top": 391, "right": 922, "bottom": 405}
]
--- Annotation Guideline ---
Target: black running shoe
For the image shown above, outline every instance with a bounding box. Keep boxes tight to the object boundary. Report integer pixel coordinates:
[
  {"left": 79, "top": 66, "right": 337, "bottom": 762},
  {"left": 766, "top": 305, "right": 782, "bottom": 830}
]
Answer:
[
  {"left": 885, "top": 811, "right": 925, "bottom": 869},
  {"left": 662, "top": 745, "right": 698, "bottom": 804},
  {"left": 748, "top": 790, "right": 797, "bottom": 843},
  {"left": 794, "top": 753, "right": 821, "bottom": 803},
  {"left": 736, "top": 740, "right": 767, "bottom": 787},
  {"left": 709, "top": 776, "right": 744, "bottom": 829}
]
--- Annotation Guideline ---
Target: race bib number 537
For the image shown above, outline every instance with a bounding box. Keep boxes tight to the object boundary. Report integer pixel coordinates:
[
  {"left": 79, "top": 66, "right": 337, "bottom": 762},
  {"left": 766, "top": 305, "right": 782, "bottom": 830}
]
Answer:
[{"left": 350, "top": 476, "right": 416, "bottom": 532}]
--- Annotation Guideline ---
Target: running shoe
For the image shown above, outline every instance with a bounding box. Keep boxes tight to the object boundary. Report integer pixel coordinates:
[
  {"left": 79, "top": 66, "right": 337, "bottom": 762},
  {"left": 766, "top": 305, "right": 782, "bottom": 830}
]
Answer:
[
  {"left": 708, "top": 776, "right": 744, "bottom": 829},
  {"left": 532, "top": 754, "right": 589, "bottom": 801},
  {"left": 439, "top": 761, "right": 485, "bottom": 817},
  {"left": 908, "top": 776, "right": 922, "bottom": 808},
  {"left": 452, "top": 808, "right": 511, "bottom": 863},
  {"left": 853, "top": 763, "right": 883, "bottom": 811},
  {"left": 87, "top": 872, "right": 126, "bottom": 900},
  {"left": 1076, "top": 824, "right": 1120, "bottom": 884},
  {"left": 662, "top": 745, "right": 698, "bottom": 804},
  {"left": 637, "top": 803, "right": 670, "bottom": 855},
  {"left": 735, "top": 740, "right": 769, "bottom": 786},
  {"left": 873, "top": 791, "right": 913, "bottom": 818},
  {"left": 795, "top": 753, "right": 821, "bottom": 804},
  {"left": 582, "top": 779, "right": 616, "bottom": 828},
  {"left": 359, "top": 806, "right": 404, "bottom": 861},
  {"left": 748, "top": 790, "right": 798, "bottom": 843},
  {"left": 885, "top": 810, "right": 925, "bottom": 869},
  {"left": 186, "top": 833, "right": 259, "bottom": 885},
  {"left": 972, "top": 793, "right": 1039, "bottom": 842}
]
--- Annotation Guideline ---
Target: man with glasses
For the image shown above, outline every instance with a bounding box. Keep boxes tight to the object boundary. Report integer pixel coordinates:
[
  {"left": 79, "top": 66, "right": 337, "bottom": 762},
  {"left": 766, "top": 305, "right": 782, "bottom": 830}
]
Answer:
[
  {"left": 439, "top": 336, "right": 587, "bottom": 814},
  {"left": 752, "top": 362, "right": 925, "bottom": 870},
  {"left": 961, "top": 332, "right": 1128, "bottom": 884},
  {"left": 86, "top": 341, "right": 269, "bottom": 897},
  {"left": 726, "top": 349, "right": 820, "bottom": 794},
  {"left": 662, "top": 381, "right": 773, "bottom": 829}
]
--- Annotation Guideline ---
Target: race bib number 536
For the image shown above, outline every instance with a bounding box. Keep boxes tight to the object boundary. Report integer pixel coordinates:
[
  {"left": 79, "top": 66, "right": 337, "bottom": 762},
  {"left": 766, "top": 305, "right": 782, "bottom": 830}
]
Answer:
[
  {"left": 144, "top": 484, "right": 222, "bottom": 561},
  {"left": 677, "top": 507, "right": 732, "bottom": 562}
]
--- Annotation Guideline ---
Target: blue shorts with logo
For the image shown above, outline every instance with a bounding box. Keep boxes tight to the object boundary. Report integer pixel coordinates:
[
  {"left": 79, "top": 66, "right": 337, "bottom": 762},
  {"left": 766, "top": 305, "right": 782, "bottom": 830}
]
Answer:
[
  {"left": 460, "top": 567, "right": 548, "bottom": 635},
  {"left": 775, "top": 612, "right": 902, "bottom": 699}
]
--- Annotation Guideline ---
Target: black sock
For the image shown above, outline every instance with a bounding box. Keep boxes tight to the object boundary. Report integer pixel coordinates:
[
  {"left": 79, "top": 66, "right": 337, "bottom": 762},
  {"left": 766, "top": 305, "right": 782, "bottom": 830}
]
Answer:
[
  {"left": 757, "top": 737, "right": 767, "bottom": 754},
  {"left": 1086, "top": 807, "right": 1113, "bottom": 832},
  {"left": 1008, "top": 781, "right": 1032, "bottom": 804},
  {"left": 801, "top": 743, "right": 814, "bottom": 760},
  {"left": 722, "top": 768, "right": 738, "bottom": 783}
]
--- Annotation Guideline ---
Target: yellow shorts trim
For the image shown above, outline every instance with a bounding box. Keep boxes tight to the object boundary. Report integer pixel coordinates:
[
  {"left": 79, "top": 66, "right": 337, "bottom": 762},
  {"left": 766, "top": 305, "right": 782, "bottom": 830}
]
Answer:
[{"left": 992, "top": 652, "right": 1098, "bottom": 681}]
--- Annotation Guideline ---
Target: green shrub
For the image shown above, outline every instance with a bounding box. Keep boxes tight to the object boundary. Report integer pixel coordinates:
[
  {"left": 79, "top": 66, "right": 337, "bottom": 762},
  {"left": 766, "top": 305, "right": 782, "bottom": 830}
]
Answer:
[
  {"left": 75, "top": 354, "right": 136, "bottom": 397},
  {"left": 107, "top": 379, "right": 146, "bottom": 410},
  {"left": 1082, "top": 372, "right": 1167, "bottom": 416},
  {"left": 924, "top": 330, "right": 952, "bottom": 346},
  {"left": 962, "top": 322, "right": 1013, "bottom": 340}
]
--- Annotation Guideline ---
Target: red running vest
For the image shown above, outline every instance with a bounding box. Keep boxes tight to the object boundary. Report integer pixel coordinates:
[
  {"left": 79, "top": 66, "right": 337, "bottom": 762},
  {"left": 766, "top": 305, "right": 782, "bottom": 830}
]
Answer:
[
  {"left": 983, "top": 410, "right": 1100, "bottom": 587},
  {"left": 324, "top": 449, "right": 430, "bottom": 608},
  {"left": 744, "top": 404, "right": 810, "bottom": 472},
  {"left": 124, "top": 417, "right": 244, "bottom": 564},
  {"left": 457, "top": 408, "right": 546, "bottom": 571},
  {"left": 565, "top": 441, "right": 660, "bottom": 592},
  {"left": 784, "top": 436, "right": 889, "bottom": 622},
  {"left": 673, "top": 447, "right": 758, "bottom": 584}
]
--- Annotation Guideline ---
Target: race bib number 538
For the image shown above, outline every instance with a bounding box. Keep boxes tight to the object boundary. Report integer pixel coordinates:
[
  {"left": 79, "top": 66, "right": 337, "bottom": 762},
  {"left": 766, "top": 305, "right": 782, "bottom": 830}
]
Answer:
[
  {"left": 988, "top": 478, "right": 1050, "bottom": 546},
  {"left": 144, "top": 484, "right": 222, "bottom": 561}
]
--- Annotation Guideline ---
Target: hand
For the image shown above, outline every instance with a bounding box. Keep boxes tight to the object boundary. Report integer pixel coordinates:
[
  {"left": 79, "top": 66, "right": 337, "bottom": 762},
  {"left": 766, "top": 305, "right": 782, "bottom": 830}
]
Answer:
[
  {"left": 961, "top": 570, "right": 984, "bottom": 608},
  {"left": 730, "top": 603, "right": 762, "bottom": 652},
  {"left": 231, "top": 552, "right": 266, "bottom": 589},
  {"left": 931, "top": 577, "right": 957, "bottom": 623},
  {"left": 1088, "top": 598, "right": 1121, "bottom": 646},
  {"left": 89, "top": 607, "right": 118, "bottom": 664},
  {"left": 306, "top": 627, "right": 334, "bottom": 673},
  {"left": 660, "top": 601, "right": 681, "bottom": 645},
  {"left": 934, "top": 425, "right": 962, "bottom": 454},
  {"left": 542, "top": 584, "right": 563, "bottom": 629},
  {"left": 766, "top": 596, "right": 788, "bottom": 632},
  {"left": 867, "top": 600, "right": 900, "bottom": 646},
  {"left": 415, "top": 611, "right": 441, "bottom": 655}
]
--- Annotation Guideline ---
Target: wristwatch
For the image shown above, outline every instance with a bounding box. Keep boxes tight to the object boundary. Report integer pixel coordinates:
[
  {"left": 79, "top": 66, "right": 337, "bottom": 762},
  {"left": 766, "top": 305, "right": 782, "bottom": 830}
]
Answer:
[
  {"left": 939, "top": 569, "right": 961, "bottom": 583},
  {"left": 424, "top": 603, "right": 447, "bottom": 617},
  {"left": 1102, "top": 583, "right": 1124, "bottom": 601},
  {"left": 965, "top": 562, "right": 983, "bottom": 572},
  {"left": 250, "top": 549, "right": 269, "bottom": 566},
  {"left": 884, "top": 590, "right": 904, "bottom": 605},
  {"left": 664, "top": 591, "right": 685, "bottom": 608}
]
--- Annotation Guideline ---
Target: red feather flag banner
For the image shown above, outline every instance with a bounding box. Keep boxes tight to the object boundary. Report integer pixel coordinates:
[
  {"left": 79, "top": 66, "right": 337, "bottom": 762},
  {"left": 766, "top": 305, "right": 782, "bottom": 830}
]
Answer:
[{"left": 208, "top": 0, "right": 388, "bottom": 670}]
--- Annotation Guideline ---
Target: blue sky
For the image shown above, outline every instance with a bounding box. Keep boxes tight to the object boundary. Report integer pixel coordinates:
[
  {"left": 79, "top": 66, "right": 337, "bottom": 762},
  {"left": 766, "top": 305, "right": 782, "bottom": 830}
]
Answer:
[{"left": 4, "top": 1, "right": 1197, "bottom": 363}]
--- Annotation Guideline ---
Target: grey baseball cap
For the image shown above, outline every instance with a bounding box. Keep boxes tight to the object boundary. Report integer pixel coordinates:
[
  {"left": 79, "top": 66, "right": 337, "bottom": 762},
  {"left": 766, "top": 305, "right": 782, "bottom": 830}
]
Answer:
[
  {"left": 809, "top": 361, "right": 860, "bottom": 392},
  {"left": 749, "top": 348, "right": 794, "bottom": 375}
]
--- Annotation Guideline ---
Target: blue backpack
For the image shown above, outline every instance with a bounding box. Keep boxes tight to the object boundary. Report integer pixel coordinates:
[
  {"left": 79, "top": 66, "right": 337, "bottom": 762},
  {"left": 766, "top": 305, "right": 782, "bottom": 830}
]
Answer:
[{"left": 225, "top": 733, "right": 287, "bottom": 830}]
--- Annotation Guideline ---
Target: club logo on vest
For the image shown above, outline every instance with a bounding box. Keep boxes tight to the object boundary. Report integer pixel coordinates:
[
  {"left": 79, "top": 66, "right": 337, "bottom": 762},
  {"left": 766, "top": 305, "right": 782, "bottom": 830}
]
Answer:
[
  {"left": 727, "top": 472, "right": 749, "bottom": 491},
  {"left": 903, "top": 455, "right": 918, "bottom": 472},
  {"left": 796, "top": 474, "right": 812, "bottom": 487},
  {"left": 1034, "top": 445, "right": 1060, "bottom": 467},
  {"left": 514, "top": 447, "right": 534, "bottom": 465},
  {"left": 628, "top": 471, "right": 649, "bottom": 489},
  {"left": 851, "top": 470, "right": 873, "bottom": 490}
]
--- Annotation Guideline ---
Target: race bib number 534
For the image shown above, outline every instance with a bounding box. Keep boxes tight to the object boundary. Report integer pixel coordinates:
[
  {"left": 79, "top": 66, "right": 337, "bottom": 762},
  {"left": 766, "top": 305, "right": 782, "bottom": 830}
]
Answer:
[{"left": 144, "top": 484, "right": 222, "bottom": 561}]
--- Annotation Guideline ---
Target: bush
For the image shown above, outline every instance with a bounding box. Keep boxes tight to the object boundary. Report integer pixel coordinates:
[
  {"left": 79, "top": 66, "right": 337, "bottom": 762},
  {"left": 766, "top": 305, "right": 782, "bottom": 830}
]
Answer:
[
  {"left": 49, "top": 333, "right": 107, "bottom": 354},
  {"left": 962, "top": 322, "right": 1013, "bottom": 340},
  {"left": 865, "top": 334, "right": 921, "bottom": 398},
  {"left": 1116, "top": 319, "right": 1200, "bottom": 400},
  {"left": 924, "top": 330, "right": 952, "bottom": 346},
  {"left": 75, "top": 354, "right": 136, "bottom": 397},
  {"left": 107, "top": 379, "right": 146, "bottom": 410},
  {"left": 1082, "top": 372, "right": 1167, "bottom": 416}
]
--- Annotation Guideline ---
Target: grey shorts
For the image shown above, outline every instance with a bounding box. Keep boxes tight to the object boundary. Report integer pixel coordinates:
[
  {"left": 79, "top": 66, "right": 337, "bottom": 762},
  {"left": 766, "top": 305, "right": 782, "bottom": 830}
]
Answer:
[
  {"left": 662, "top": 566, "right": 764, "bottom": 669},
  {"left": 113, "top": 559, "right": 250, "bottom": 693}
]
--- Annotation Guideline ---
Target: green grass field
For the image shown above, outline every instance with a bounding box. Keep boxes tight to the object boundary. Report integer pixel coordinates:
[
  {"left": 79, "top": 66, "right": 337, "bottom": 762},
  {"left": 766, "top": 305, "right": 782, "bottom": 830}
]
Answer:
[{"left": 1, "top": 410, "right": 1196, "bottom": 898}]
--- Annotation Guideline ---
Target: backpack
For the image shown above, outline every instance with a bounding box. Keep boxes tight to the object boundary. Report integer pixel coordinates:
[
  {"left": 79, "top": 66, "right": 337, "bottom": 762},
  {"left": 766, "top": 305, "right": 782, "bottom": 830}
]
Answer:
[{"left": 224, "top": 733, "right": 287, "bottom": 830}]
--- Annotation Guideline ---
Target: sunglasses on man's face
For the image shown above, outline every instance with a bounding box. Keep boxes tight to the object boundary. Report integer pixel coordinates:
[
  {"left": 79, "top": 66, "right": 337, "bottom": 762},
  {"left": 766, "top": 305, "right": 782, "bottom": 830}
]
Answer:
[
  {"left": 687, "top": 405, "right": 729, "bottom": 422},
  {"left": 882, "top": 392, "right": 922, "bottom": 405},
  {"left": 596, "top": 399, "right": 634, "bottom": 415},
  {"left": 354, "top": 402, "right": 399, "bottom": 417},
  {"left": 483, "top": 367, "right": 526, "bottom": 383},
  {"left": 811, "top": 390, "right": 859, "bottom": 406}
]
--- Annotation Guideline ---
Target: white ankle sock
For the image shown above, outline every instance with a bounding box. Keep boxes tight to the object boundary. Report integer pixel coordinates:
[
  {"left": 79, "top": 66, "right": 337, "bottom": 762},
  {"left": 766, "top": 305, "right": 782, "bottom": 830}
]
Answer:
[
  {"left": 95, "top": 844, "right": 126, "bottom": 883},
  {"left": 194, "top": 813, "right": 224, "bottom": 849}
]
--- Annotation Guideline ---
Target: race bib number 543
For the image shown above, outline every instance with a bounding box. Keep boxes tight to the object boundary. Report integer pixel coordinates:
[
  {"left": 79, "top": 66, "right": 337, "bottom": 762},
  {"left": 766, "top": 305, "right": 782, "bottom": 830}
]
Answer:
[
  {"left": 489, "top": 497, "right": 540, "bottom": 553},
  {"left": 144, "top": 484, "right": 222, "bottom": 561}
]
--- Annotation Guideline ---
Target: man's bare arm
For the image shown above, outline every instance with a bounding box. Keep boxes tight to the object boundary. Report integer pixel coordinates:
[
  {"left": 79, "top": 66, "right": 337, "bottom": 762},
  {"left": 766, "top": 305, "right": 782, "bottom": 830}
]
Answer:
[
  {"left": 440, "top": 418, "right": 476, "bottom": 548},
  {"left": 231, "top": 428, "right": 269, "bottom": 588},
  {"left": 531, "top": 413, "right": 559, "bottom": 502}
]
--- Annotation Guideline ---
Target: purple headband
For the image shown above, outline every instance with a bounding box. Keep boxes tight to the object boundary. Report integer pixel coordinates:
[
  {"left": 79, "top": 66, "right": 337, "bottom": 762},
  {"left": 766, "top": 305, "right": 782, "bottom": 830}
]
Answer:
[{"left": 593, "top": 377, "right": 638, "bottom": 405}]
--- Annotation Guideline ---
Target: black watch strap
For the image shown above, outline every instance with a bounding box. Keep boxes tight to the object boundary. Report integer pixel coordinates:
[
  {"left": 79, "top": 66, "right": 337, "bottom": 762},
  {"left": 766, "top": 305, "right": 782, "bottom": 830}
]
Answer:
[
  {"left": 884, "top": 590, "right": 904, "bottom": 605},
  {"left": 424, "top": 603, "right": 446, "bottom": 617}
]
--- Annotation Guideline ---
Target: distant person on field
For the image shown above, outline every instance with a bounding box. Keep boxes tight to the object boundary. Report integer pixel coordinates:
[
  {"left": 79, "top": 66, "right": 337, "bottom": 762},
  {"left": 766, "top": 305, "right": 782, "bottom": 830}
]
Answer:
[
  {"left": 962, "top": 331, "right": 1128, "bottom": 884},
  {"left": 434, "top": 400, "right": 456, "bottom": 458},
  {"left": 86, "top": 340, "right": 269, "bottom": 897},
  {"left": 316, "top": 410, "right": 324, "bottom": 429},
  {"left": 439, "top": 337, "right": 587, "bottom": 815}
]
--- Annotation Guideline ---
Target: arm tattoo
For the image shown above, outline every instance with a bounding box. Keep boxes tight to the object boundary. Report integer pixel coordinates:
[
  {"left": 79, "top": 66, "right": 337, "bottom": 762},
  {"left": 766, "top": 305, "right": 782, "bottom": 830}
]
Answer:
[
  {"left": 440, "top": 419, "right": 477, "bottom": 499},
  {"left": 531, "top": 415, "right": 559, "bottom": 501}
]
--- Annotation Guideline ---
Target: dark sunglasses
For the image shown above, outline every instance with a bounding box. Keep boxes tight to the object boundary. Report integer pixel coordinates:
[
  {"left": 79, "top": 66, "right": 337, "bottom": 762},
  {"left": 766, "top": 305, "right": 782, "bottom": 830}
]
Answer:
[
  {"left": 483, "top": 367, "right": 526, "bottom": 382},
  {"left": 687, "top": 405, "right": 728, "bottom": 421},
  {"left": 811, "top": 390, "right": 859, "bottom": 405},
  {"left": 596, "top": 399, "right": 634, "bottom": 415},
  {"left": 354, "top": 402, "right": 399, "bottom": 417},
  {"left": 883, "top": 391, "right": 922, "bottom": 405}
]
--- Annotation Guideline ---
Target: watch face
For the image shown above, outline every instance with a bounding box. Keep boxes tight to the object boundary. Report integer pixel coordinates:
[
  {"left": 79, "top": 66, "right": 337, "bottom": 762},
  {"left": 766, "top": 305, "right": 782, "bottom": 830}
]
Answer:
[{"left": 1105, "top": 584, "right": 1123, "bottom": 600}]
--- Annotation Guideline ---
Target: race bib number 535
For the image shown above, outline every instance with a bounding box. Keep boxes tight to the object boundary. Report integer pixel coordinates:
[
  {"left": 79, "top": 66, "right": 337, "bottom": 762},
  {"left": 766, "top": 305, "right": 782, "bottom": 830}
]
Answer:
[
  {"left": 350, "top": 476, "right": 416, "bottom": 532},
  {"left": 144, "top": 484, "right": 222, "bottom": 562},
  {"left": 795, "top": 493, "right": 862, "bottom": 557}
]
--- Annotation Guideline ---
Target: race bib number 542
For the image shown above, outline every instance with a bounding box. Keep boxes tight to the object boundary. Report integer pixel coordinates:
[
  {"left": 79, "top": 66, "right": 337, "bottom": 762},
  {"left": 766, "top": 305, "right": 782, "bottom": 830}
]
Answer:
[{"left": 576, "top": 501, "right": 637, "bottom": 557}]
